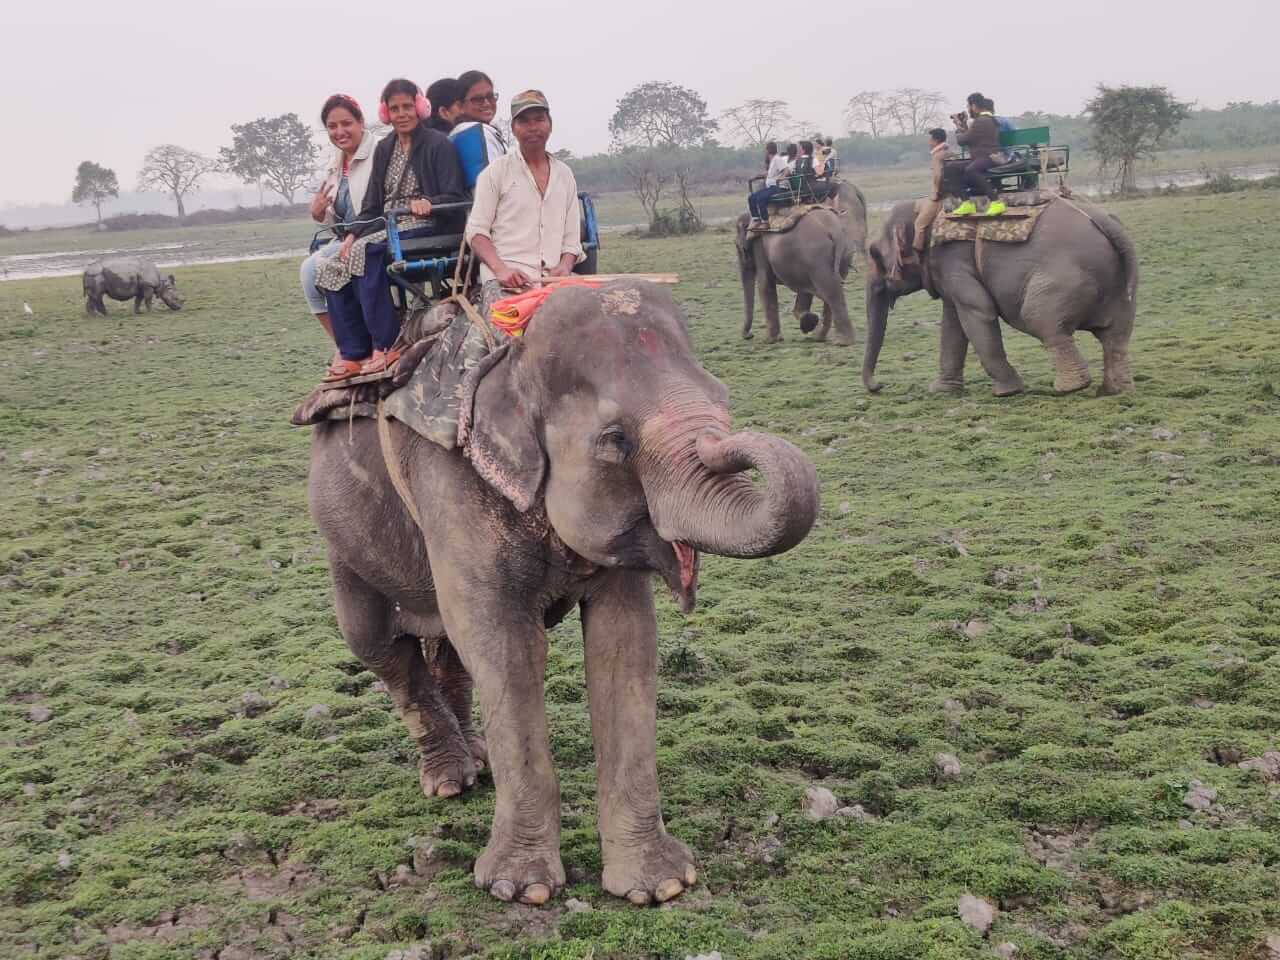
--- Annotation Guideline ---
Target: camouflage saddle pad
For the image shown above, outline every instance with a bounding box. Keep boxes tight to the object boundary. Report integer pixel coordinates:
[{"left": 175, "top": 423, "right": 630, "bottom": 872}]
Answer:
[
  {"left": 290, "top": 284, "right": 509, "bottom": 451},
  {"left": 762, "top": 198, "right": 843, "bottom": 235},
  {"left": 931, "top": 197, "right": 1053, "bottom": 248}
]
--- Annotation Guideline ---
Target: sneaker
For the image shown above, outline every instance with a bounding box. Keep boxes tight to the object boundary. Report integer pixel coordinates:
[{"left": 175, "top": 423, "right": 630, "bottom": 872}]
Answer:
[
  {"left": 951, "top": 200, "right": 977, "bottom": 217},
  {"left": 986, "top": 200, "right": 1007, "bottom": 216}
]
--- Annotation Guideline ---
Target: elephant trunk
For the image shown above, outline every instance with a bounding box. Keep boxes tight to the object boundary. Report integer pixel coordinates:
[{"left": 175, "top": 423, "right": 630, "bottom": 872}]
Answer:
[
  {"left": 738, "top": 235, "right": 756, "bottom": 339},
  {"left": 643, "top": 419, "right": 818, "bottom": 560},
  {"left": 862, "top": 279, "right": 890, "bottom": 393}
]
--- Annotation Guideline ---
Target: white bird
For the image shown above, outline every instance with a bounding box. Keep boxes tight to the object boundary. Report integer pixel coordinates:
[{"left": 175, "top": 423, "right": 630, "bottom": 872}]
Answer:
[{"left": 23, "top": 302, "right": 33, "bottom": 315}]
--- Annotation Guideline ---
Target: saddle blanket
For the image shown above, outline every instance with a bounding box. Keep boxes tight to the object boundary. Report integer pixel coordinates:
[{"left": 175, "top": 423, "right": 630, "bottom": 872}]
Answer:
[{"left": 932, "top": 199, "right": 1052, "bottom": 248}]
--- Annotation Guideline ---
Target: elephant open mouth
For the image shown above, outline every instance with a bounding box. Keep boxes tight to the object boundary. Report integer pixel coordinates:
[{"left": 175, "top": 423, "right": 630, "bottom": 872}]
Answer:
[{"left": 665, "top": 541, "right": 701, "bottom": 614}]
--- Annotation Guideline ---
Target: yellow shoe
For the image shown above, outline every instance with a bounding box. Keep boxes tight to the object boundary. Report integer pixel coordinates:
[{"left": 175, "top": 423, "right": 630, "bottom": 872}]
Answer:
[
  {"left": 951, "top": 200, "right": 977, "bottom": 216},
  {"left": 986, "top": 201, "right": 1007, "bottom": 216}
]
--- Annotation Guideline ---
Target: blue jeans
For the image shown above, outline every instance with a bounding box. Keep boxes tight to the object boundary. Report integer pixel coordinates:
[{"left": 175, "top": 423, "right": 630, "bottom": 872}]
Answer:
[
  {"left": 748, "top": 185, "right": 784, "bottom": 220},
  {"left": 324, "top": 243, "right": 400, "bottom": 361},
  {"left": 299, "top": 239, "right": 341, "bottom": 314}
]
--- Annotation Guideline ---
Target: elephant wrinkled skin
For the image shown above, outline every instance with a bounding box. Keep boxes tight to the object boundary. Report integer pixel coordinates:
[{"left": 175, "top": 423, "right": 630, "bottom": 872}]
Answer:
[
  {"left": 863, "top": 199, "right": 1138, "bottom": 396},
  {"left": 308, "top": 282, "right": 819, "bottom": 906}
]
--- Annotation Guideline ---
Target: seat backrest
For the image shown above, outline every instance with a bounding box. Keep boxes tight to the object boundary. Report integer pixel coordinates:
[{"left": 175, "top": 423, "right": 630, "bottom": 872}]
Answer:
[{"left": 1000, "top": 125, "right": 1051, "bottom": 148}]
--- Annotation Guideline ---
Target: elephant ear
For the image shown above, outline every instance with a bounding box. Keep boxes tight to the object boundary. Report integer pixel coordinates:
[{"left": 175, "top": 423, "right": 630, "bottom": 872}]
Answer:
[{"left": 457, "top": 341, "right": 546, "bottom": 512}]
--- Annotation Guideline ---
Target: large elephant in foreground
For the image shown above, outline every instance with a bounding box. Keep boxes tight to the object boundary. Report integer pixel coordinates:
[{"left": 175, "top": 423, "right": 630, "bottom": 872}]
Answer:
[
  {"left": 736, "top": 184, "right": 868, "bottom": 345},
  {"left": 309, "top": 282, "right": 819, "bottom": 907},
  {"left": 862, "top": 199, "right": 1138, "bottom": 396}
]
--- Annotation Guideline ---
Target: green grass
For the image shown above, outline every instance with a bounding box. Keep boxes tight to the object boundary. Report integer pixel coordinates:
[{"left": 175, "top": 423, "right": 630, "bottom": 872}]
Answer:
[{"left": 2, "top": 189, "right": 1279, "bottom": 960}]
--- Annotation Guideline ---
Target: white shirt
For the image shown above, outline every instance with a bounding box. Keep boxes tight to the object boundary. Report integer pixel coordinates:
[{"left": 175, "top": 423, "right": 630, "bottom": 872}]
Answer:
[
  {"left": 464, "top": 148, "right": 584, "bottom": 283},
  {"left": 764, "top": 153, "right": 790, "bottom": 188}
]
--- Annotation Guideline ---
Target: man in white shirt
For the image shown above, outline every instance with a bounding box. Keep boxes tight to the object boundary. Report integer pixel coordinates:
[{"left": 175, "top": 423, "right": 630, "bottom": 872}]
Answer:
[{"left": 464, "top": 89, "right": 583, "bottom": 290}]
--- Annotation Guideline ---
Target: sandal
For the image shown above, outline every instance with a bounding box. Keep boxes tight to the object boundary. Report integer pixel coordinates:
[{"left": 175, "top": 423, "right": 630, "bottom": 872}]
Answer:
[
  {"left": 359, "top": 348, "right": 402, "bottom": 376},
  {"left": 322, "top": 358, "right": 365, "bottom": 383}
]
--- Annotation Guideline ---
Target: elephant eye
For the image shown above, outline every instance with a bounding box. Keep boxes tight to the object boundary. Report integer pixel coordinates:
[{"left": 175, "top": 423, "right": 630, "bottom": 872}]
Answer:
[{"left": 595, "top": 426, "right": 632, "bottom": 464}]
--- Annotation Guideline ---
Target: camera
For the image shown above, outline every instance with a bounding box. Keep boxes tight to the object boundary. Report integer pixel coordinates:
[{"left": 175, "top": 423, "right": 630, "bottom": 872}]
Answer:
[{"left": 951, "top": 111, "right": 968, "bottom": 128}]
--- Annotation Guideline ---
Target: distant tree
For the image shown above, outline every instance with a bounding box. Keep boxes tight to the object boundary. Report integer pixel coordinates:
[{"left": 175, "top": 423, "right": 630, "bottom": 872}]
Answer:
[
  {"left": 219, "top": 114, "right": 318, "bottom": 205},
  {"left": 886, "top": 88, "right": 946, "bottom": 136},
  {"left": 1085, "top": 84, "right": 1192, "bottom": 194},
  {"left": 720, "top": 98, "right": 793, "bottom": 148},
  {"left": 137, "top": 145, "right": 217, "bottom": 218},
  {"left": 609, "top": 81, "right": 716, "bottom": 232},
  {"left": 552, "top": 148, "right": 575, "bottom": 162},
  {"left": 71, "top": 161, "right": 119, "bottom": 225},
  {"left": 845, "top": 91, "right": 894, "bottom": 139}
]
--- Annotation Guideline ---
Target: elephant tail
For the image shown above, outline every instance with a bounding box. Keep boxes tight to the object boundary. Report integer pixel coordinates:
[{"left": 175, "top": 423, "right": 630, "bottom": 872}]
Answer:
[{"left": 1095, "top": 211, "right": 1139, "bottom": 304}]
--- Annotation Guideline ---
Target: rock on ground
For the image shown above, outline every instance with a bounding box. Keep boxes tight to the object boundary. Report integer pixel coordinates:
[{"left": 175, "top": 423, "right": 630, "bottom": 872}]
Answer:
[
  {"left": 564, "top": 898, "right": 592, "bottom": 913},
  {"left": 28, "top": 704, "right": 52, "bottom": 723},
  {"left": 1182, "top": 779, "right": 1218, "bottom": 811},
  {"left": 935, "top": 752, "right": 963, "bottom": 781},
  {"left": 995, "top": 943, "right": 1018, "bottom": 958},
  {"left": 240, "top": 691, "right": 270, "bottom": 717},
  {"left": 685, "top": 954, "right": 723, "bottom": 960},
  {"left": 1238, "top": 752, "right": 1280, "bottom": 782},
  {"left": 835, "top": 804, "right": 876, "bottom": 822},
  {"left": 957, "top": 894, "right": 996, "bottom": 936},
  {"left": 802, "top": 786, "right": 840, "bottom": 820}
]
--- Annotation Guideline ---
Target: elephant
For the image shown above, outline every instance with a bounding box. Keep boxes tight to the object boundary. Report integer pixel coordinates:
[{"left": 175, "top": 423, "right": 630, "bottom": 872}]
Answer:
[
  {"left": 862, "top": 199, "right": 1137, "bottom": 396},
  {"left": 735, "top": 183, "right": 868, "bottom": 345},
  {"left": 83, "top": 256, "right": 184, "bottom": 315},
  {"left": 308, "top": 281, "right": 819, "bottom": 907}
]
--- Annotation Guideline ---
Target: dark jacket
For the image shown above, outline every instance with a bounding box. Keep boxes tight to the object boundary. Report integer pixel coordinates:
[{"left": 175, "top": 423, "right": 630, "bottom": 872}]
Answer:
[
  {"left": 353, "top": 124, "right": 467, "bottom": 238},
  {"left": 957, "top": 114, "right": 1001, "bottom": 162}
]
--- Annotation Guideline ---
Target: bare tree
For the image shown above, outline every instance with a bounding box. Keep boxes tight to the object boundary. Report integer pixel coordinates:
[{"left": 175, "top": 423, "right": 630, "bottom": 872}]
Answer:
[
  {"left": 720, "top": 98, "right": 793, "bottom": 148},
  {"left": 137, "top": 145, "right": 218, "bottom": 218},
  {"left": 845, "top": 91, "right": 893, "bottom": 139},
  {"left": 886, "top": 88, "right": 946, "bottom": 136},
  {"left": 614, "top": 148, "right": 671, "bottom": 228}
]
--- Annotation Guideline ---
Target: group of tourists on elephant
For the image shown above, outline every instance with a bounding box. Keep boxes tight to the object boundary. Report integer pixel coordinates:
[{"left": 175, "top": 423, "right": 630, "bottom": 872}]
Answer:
[
  {"left": 299, "top": 72, "right": 583, "bottom": 384},
  {"left": 745, "top": 137, "right": 839, "bottom": 229}
]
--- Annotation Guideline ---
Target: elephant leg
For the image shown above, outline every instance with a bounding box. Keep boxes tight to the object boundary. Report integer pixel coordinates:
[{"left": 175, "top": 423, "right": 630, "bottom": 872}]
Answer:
[
  {"left": 814, "top": 272, "right": 855, "bottom": 346},
  {"left": 427, "top": 555, "right": 563, "bottom": 905},
  {"left": 134, "top": 293, "right": 144, "bottom": 314},
  {"left": 929, "top": 299, "right": 969, "bottom": 394},
  {"left": 582, "top": 571, "right": 697, "bottom": 905},
  {"left": 424, "top": 637, "right": 487, "bottom": 770},
  {"left": 1042, "top": 333, "right": 1092, "bottom": 394},
  {"left": 950, "top": 289, "right": 1024, "bottom": 396},
  {"left": 330, "top": 563, "right": 478, "bottom": 798},
  {"left": 760, "top": 268, "right": 782, "bottom": 343},
  {"left": 793, "top": 292, "right": 820, "bottom": 335},
  {"left": 1093, "top": 312, "right": 1136, "bottom": 396},
  {"left": 815, "top": 301, "right": 833, "bottom": 341}
]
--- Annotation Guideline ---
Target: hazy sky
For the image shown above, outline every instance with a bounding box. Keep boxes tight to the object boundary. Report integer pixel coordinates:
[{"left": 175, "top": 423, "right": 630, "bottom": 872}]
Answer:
[{"left": 6, "top": 0, "right": 1277, "bottom": 208}]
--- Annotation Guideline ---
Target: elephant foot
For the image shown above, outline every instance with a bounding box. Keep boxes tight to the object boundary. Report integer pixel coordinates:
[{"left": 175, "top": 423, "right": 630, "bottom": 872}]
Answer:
[
  {"left": 798, "top": 312, "right": 820, "bottom": 334},
  {"left": 418, "top": 747, "right": 479, "bottom": 799},
  {"left": 1053, "top": 372, "right": 1092, "bottom": 394},
  {"left": 1097, "top": 379, "right": 1134, "bottom": 397},
  {"left": 474, "top": 832, "right": 565, "bottom": 905},
  {"left": 602, "top": 831, "right": 698, "bottom": 906},
  {"left": 742, "top": 330, "right": 754, "bottom": 340},
  {"left": 764, "top": 335, "right": 784, "bottom": 344},
  {"left": 992, "top": 376, "right": 1026, "bottom": 397},
  {"left": 829, "top": 332, "right": 855, "bottom": 347},
  {"left": 928, "top": 377, "right": 964, "bottom": 394}
]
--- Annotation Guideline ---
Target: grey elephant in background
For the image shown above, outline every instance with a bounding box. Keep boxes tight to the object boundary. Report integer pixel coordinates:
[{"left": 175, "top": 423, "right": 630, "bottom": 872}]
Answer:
[
  {"left": 736, "top": 183, "right": 868, "bottom": 345},
  {"left": 862, "top": 199, "right": 1137, "bottom": 396},
  {"left": 309, "top": 282, "right": 818, "bottom": 907},
  {"left": 83, "top": 257, "right": 184, "bottom": 315}
]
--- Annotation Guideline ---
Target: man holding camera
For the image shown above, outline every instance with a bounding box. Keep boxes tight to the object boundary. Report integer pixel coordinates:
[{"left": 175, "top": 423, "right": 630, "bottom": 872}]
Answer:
[{"left": 952, "top": 93, "right": 1006, "bottom": 216}]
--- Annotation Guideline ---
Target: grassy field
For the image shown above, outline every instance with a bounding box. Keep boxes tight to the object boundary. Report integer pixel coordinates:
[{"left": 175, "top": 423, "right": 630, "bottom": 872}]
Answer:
[{"left": 2, "top": 189, "right": 1279, "bottom": 960}]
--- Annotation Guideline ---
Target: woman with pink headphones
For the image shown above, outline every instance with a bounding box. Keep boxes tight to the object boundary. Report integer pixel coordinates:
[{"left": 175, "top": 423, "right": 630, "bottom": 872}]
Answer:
[{"left": 315, "top": 77, "right": 467, "bottom": 381}]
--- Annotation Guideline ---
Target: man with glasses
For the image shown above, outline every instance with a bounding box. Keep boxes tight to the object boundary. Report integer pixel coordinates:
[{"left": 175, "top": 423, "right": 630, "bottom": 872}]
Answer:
[
  {"left": 464, "top": 90, "right": 583, "bottom": 291},
  {"left": 451, "top": 70, "right": 507, "bottom": 189}
]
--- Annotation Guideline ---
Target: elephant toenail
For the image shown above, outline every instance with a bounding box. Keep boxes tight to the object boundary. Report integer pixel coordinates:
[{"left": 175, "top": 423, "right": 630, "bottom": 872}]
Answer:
[
  {"left": 520, "top": 883, "right": 552, "bottom": 905},
  {"left": 654, "top": 878, "right": 684, "bottom": 902},
  {"left": 436, "top": 780, "right": 462, "bottom": 798},
  {"left": 490, "top": 879, "right": 516, "bottom": 901},
  {"left": 685, "top": 865, "right": 698, "bottom": 886},
  {"left": 626, "top": 889, "right": 652, "bottom": 906}
]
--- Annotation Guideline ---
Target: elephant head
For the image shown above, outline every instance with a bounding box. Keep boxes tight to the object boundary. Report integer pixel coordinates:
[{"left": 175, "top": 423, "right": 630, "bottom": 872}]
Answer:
[
  {"left": 459, "top": 281, "right": 819, "bottom": 613},
  {"left": 158, "top": 274, "right": 184, "bottom": 311},
  {"left": 863, "top": 201, "right": 926, "bottom": 393}
]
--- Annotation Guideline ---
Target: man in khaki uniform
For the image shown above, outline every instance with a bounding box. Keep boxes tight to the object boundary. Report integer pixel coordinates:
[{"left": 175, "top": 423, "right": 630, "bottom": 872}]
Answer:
[{"left": 912, "top": 128, "right": 950, "bottom": 255}]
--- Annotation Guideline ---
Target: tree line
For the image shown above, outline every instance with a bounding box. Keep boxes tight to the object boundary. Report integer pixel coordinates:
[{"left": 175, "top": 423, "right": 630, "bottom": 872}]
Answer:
[{"left": 71, "top": 89, "right": 1280, "bottom": 228}]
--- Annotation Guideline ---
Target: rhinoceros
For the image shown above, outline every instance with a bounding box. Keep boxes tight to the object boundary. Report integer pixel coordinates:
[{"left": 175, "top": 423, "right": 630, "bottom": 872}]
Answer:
[{"left": 83, "top": 257, "right": 184, "bottom": 316}]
